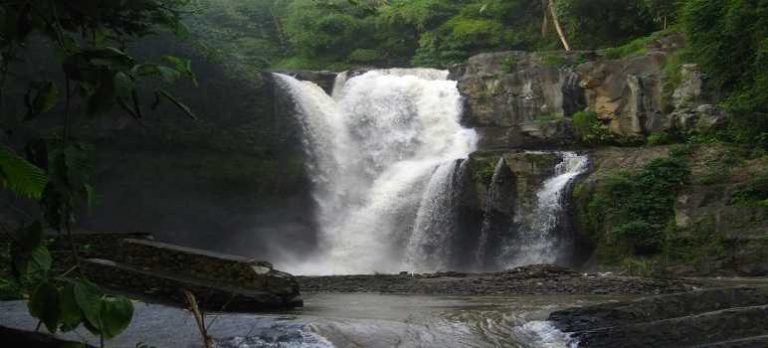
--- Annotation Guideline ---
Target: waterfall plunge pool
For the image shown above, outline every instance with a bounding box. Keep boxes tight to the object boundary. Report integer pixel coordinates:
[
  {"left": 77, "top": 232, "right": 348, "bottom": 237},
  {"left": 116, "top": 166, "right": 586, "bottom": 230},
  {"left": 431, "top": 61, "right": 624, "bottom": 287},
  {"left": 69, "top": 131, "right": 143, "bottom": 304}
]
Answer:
[{"left": 0, "top": 293, "right": 631, "bottom": 347}]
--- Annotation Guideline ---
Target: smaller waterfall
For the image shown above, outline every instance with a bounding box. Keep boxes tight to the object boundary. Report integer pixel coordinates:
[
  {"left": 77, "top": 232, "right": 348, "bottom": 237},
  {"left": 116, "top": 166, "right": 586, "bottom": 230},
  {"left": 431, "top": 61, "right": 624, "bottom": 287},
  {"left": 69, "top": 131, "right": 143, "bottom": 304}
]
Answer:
[
  {"left": 405, "top": 160, "right": 462, "bottom": 272},
  {"left": 331, "top": 71, "right": 348, "bottom": 100},
  {"left": 474, "top": 158, "right": 513, "bottom": 270},
  {"left": 502, "top": 152, "right": 589, "bottom": 267}
]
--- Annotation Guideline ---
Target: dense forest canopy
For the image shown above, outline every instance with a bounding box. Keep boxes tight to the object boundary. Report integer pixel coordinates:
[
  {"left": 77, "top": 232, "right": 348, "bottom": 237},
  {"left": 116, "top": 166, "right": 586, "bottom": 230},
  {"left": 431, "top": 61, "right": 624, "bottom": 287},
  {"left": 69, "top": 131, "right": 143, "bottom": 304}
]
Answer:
[{"left": 188, "top": 0, "right": 674, "bottom": 70}]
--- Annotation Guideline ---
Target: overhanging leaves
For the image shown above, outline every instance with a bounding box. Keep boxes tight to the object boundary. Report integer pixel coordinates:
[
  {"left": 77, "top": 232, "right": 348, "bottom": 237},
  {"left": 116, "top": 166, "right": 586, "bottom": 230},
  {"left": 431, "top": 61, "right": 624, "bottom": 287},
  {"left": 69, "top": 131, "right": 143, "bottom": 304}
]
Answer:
[
  {"left": 28, "top": 281, "right": 60, "bottom": 333},
  {"left": 0, "top": 144, "right": 48, "bottom": 199},
  {"left": 99, "top": 296, "right": 134, "bottom": 339}
]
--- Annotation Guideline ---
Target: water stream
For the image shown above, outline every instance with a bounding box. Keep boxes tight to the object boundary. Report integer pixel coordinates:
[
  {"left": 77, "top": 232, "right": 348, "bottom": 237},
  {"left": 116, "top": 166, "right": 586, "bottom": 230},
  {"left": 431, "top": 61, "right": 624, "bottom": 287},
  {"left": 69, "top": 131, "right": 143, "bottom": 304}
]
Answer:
[{"left": 0, "top": 294, "right": 625, "bottom": 348}]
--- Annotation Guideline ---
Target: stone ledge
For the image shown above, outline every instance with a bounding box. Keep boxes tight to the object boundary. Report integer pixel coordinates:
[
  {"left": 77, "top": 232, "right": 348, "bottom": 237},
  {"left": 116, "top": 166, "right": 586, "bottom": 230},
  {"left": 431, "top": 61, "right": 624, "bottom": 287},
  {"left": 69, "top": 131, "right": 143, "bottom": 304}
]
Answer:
[
  {"left": 84, "top": 258, "right": 302, "bottom": 312},
  {"left": 119, "top": 238, "right": 285, "bottom": 290}
]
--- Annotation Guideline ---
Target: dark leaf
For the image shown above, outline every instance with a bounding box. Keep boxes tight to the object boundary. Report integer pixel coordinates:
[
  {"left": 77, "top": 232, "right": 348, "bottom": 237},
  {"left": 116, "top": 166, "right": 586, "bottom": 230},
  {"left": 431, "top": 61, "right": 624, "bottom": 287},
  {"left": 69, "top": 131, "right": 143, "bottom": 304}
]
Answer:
[
  {"left": 87, "top": 72, "right": 116, "bottom": 116},
  {"left": 0, "top": 144, "right": 48, "bottom": 199},
  {"left": 74, "top": 280, "right": 103, "bottom": 333},
  {"left": 28, "top": 282, "right": 60, "bottom": 333},
  {"left": 114, "top": 72, "right": 133, "bottom": 99},
  {"left": 99, "top": 296, "right": 134, "bottom": 339},
  {"left": 157, "top": 90, "right": 196, "bottom": 119},
  {"left": 162, "top": 55, "right": 196, "bottom": 86},
  {"left": 59, "top": 283, "right": 84, "bottom": 332},
  {"left": 156, "top": 66, "right": 181, "bottom": 84},
  {"left": 25, "top": 81, "right": 59, "bottom": 120}
]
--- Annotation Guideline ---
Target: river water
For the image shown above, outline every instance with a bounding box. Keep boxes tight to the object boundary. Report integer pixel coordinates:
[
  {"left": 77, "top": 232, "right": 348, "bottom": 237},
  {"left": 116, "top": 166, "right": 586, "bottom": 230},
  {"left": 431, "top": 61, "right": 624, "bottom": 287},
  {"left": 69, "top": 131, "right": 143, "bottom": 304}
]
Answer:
[{"left": 0, "top": 293, "right": 627, "bottom": 347}]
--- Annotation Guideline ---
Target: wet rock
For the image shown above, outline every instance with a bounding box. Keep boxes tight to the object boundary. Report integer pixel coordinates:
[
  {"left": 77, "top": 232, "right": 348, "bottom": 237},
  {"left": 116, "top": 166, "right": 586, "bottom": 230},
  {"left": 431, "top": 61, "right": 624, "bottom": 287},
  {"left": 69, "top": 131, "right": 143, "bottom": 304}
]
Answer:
[
  {"left": 0, "top": 325, "right": 96, "bottom": 348},
  {"left": 270, "top": 69, "right": 338, "bottom": 94},
  {"left": 79, "top": 238, "right": 302, "bottom": 312},
  {"left": 453, "top": 51, "right": 585, "bottom": 149},
  {"left": 298, "top": 265, "right": 697, "bottom": 296},
  {"left": 549, "top": 287, "right": 768, "bottom": 348}
]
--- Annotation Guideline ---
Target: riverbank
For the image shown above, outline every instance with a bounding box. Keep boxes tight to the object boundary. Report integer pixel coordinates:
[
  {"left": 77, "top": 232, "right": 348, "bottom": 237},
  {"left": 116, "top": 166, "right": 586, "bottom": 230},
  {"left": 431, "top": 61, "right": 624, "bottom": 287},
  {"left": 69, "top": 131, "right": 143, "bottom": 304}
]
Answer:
[{"left": 297, "top": 265, "right": 701, "bottom": 296}]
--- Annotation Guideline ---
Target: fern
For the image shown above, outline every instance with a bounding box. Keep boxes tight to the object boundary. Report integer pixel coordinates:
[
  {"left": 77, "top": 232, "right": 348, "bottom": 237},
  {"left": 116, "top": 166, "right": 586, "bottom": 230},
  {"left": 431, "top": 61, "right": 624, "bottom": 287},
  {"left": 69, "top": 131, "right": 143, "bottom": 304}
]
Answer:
[{"left": 0, "top": 144, "right": 48, "bottom": 200}]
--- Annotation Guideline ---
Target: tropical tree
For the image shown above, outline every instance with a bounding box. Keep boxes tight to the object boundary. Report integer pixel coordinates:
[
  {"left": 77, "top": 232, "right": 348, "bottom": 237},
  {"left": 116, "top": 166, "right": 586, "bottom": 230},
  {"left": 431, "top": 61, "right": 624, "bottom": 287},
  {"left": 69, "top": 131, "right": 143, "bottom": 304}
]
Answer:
[{"left": 542, "top": 0, "right": 571, "bottom": 51}]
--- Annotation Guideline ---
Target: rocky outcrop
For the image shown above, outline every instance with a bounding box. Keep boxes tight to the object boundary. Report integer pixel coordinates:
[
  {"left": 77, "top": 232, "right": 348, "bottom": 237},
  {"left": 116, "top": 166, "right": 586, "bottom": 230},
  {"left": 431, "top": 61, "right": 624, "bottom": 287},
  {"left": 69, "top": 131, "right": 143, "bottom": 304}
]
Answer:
[
  {"left": 453, "top": 51, "right": 586, "bottom": 149},
  {"left": 549, "top": 287, "right": 768, "bottom": 348},
  {"left": 67, "top": 234, "right": 303, "bottom": 311},
  {"left": 270, "top": 69, "right": 338, "bottom": 94},
  {"left": 452, "top": 33, "right": 724, "bottom": 149},
  {"left": 298, "top": 264, "right": 697, "bottom": 295}
]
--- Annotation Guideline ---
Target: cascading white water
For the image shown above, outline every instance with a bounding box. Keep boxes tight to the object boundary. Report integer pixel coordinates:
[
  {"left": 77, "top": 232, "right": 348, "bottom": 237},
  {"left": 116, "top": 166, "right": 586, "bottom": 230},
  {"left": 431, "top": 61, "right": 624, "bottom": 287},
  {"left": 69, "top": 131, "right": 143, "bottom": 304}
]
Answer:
[
  {"left": 501, "top": 152, "right": 589, "bottom": 267},
  {"left": 404, "top": 160, "right": 461, "bottom": 272},
  {"left": 275, "top": 69, "right": 477, "bottom": 275}
]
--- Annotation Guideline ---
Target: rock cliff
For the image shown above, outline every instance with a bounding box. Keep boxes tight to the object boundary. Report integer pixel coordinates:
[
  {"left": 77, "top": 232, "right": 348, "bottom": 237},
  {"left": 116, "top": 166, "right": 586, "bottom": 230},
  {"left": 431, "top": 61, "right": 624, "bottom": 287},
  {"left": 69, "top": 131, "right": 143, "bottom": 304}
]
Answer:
[{"left": 451, "top": 33, "right": 725, "bottom": 149}]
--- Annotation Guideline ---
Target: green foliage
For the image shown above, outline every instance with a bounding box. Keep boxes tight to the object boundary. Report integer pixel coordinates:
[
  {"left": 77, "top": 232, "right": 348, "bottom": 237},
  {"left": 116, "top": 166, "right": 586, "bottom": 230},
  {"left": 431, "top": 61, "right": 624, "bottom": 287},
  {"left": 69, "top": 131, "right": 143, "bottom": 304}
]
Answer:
[
  {"left": 378, "top": 0, "right": 458, "bottom": 32},
  {"left": 620, "top": 257, "right": 659, "bottom": 276},
  {"left": 0, "top": 0, "right": 193, "bottom": 344},
  {"left": 0, "top": 145, "right": 48, "bottom": 199},
  {"left": 646, "top": 132, "right": 675, "bottom": 146},
  {"left": 556, "top": 0, "right": 659, "bottom": 49},
  {"left": 501, "top": 56, "right": 519, "bottom": 73},
  {"left": 572, "top": 111, "right": 613, "bottom": 146},
  {"left": 731, "top": 169, "right": 768, "bottom": 207},
  {"left": 474, "top": 158, "right": 498, "bottom": 186},
  {"left": 602, "top": 35, "right": 654, "bottom": 59},
  {"left": 575, "top": 151, "right": 691, "bottom": 262},
  {"left": 682, "top": 0, "right": 768, "bottom": 143},
  {"left": 182, "top": 0, "right": 679, "bottom": 70},
  {"left": 661, "top": 48, "right": 691, "bottom": 111},
  {"left": 540, "top": 52, "right": 567, "bottom": 67},
  {"left": 348, "top": 49, "right": 382, "bottom": 63}
]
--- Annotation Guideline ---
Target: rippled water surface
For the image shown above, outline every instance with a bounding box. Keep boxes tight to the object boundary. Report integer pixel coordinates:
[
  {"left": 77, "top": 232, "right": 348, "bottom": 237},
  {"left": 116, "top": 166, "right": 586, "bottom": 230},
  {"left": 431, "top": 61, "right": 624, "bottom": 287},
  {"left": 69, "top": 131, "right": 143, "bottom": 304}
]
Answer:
[{"left": 0, "top": 293, "right": 627, "bottom": 347}]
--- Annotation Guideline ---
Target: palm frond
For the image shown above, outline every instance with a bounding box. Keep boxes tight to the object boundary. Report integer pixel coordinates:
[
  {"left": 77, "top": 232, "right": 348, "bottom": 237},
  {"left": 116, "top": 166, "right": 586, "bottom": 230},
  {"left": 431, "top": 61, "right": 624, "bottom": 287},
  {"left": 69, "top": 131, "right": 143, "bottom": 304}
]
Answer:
[{"left": 0, "top": 144, "right": 48, "bottom": 200}]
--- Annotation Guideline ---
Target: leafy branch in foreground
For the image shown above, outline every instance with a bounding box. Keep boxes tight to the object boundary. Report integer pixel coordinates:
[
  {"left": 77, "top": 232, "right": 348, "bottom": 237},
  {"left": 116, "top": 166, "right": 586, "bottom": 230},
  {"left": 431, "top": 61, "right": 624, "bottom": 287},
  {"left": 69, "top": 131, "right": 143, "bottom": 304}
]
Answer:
[{"left": 1, "top": 0, "right": 197, "bottom": 346}]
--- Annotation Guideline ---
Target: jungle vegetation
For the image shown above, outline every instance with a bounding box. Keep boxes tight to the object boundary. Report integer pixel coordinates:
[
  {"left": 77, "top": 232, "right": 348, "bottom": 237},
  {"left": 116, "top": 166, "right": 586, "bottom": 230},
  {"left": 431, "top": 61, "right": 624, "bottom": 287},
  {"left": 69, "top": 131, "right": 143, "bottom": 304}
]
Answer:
[{"left": 1, "top": 0, "right": 768, "bottom": 344}]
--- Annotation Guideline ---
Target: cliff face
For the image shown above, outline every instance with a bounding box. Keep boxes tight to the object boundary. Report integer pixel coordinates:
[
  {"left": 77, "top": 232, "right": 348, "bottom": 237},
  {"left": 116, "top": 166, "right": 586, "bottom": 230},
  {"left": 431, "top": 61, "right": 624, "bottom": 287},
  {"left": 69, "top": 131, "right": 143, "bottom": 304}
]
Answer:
[
  {"left": 451, "top": 33, "right": 724, "bottom": 149},
  {"left": 453, "top": 33, "right": 768, "bottom": 275}
]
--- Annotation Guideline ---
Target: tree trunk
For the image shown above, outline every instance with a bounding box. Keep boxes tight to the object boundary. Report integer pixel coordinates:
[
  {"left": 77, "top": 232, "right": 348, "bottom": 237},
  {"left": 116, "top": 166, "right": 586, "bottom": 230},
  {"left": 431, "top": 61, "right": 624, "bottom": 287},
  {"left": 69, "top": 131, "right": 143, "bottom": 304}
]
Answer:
[{"left": 548, "top": 0, "right": 571, "bottom": 51}]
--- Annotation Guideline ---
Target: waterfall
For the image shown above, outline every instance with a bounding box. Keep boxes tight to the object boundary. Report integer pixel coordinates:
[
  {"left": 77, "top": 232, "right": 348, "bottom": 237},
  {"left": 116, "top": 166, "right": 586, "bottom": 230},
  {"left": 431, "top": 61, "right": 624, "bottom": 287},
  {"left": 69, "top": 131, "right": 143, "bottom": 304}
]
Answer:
[
  {"left": 474, "top": 158, "right": 513, "bottom": 271},
  {"left": 274, "top": 69, "right": 477, "bottom": 275},
  {"left": 405, "top": 160, "right": 462, "bottom": 273},
  {"left": 501, "top": 152, "right": 589, "bottom": 267}
]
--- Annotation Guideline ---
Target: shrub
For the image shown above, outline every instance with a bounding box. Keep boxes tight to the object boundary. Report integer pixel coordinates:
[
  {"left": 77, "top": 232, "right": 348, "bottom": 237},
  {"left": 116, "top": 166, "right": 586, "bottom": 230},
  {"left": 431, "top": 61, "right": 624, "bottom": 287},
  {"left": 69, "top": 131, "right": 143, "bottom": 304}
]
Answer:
[
  {"left": 578, "top": 151, "right": 691, "bottom": 262},
  {"left": 730, "top": 170, "right": 768, "bottom": 207},
  {"left": 647, "top": 132, "right": 674, "bottom": 146},
  {"left": 612, "top": 220, "right": 662, "bottom": 255},
  {"left": 501, "top": 56, "right": 519, "bottom": 73},
  {"left": 682, "top": 0, "right": 768, "bottom": 144},
  {"left": 602, "top": 35, "right": 653, "bottom": 59},
  {"left": 348, "top": 49, "right": 382, "bottom": 63},
  {"left": 572, "top": 111, "right": 613, "bottom": 146}
]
